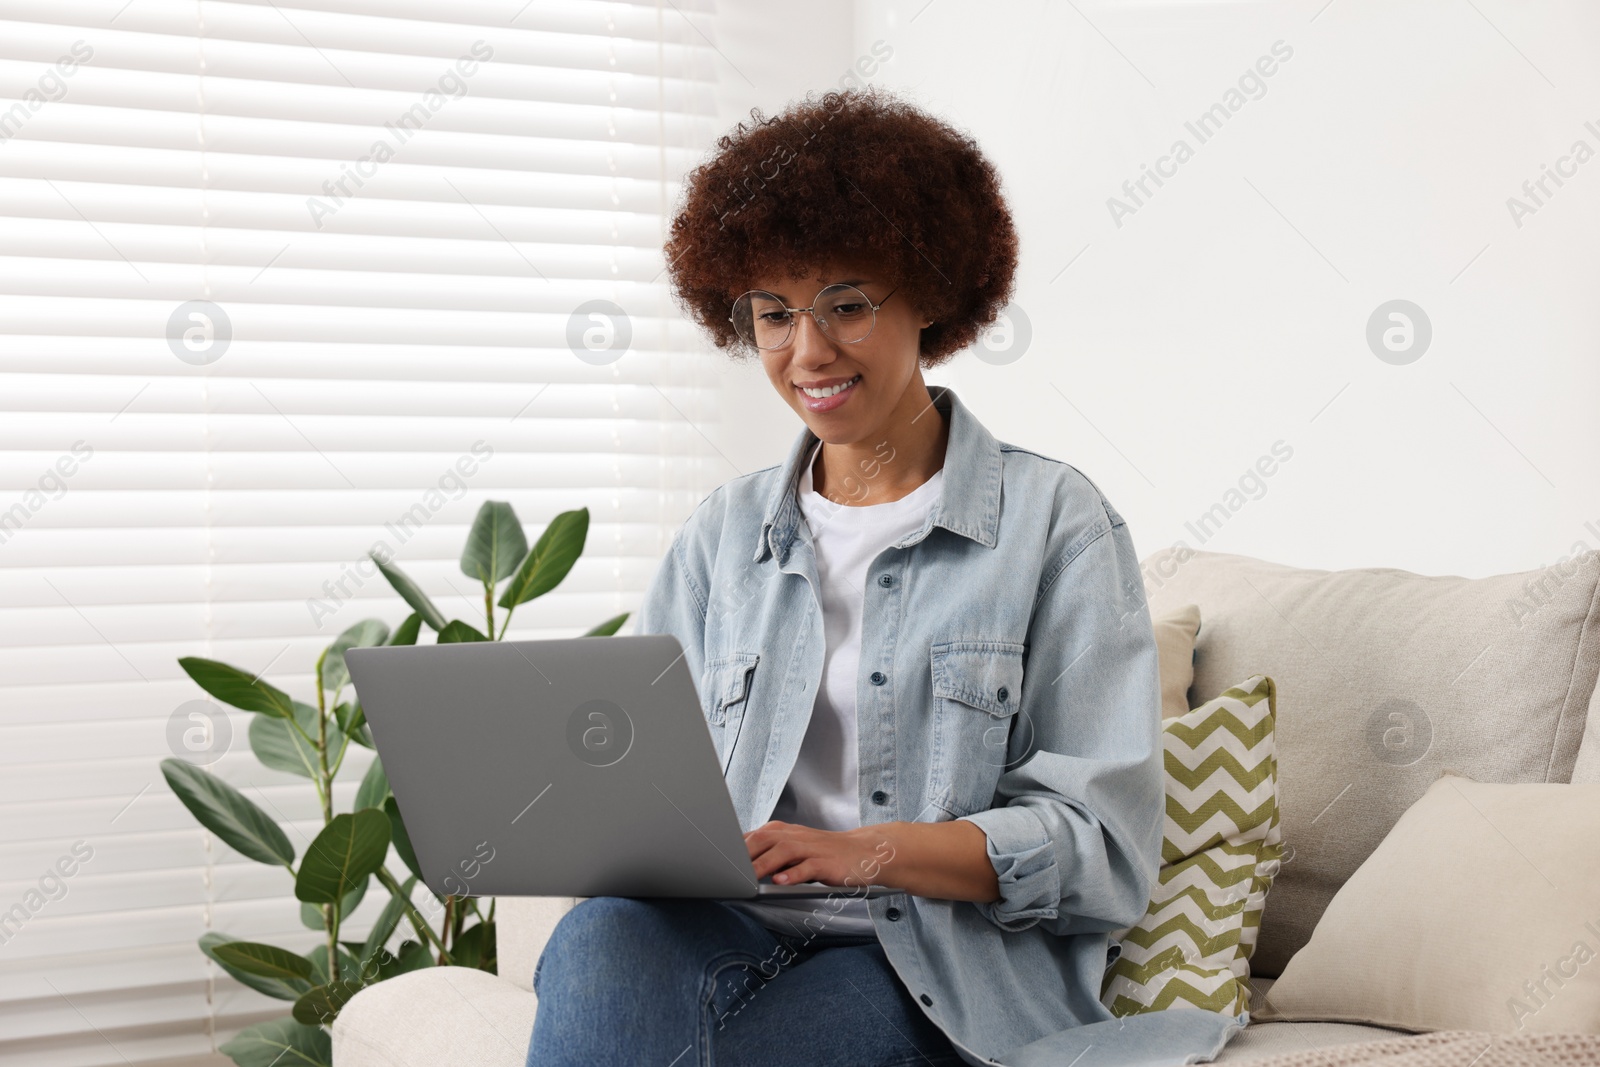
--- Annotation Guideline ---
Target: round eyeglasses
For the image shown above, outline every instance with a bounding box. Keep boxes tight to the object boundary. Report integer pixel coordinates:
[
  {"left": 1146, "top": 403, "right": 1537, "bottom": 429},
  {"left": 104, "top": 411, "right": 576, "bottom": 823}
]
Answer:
[{"left": 729, "top": 283, "right": 897, "bottom": 351}]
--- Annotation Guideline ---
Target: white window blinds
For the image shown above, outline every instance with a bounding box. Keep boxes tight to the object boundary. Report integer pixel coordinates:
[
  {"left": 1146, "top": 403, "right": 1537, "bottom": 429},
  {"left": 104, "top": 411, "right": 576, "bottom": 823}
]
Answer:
[{"left": 0, "top": 1, "right": 721, "bottom": 1063}]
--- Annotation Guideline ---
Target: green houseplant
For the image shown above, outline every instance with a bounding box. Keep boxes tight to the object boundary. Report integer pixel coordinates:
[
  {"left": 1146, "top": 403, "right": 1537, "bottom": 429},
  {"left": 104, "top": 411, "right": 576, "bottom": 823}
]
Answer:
[{"left": 159, "top": 503, "right": 626, "bottom": 1066}]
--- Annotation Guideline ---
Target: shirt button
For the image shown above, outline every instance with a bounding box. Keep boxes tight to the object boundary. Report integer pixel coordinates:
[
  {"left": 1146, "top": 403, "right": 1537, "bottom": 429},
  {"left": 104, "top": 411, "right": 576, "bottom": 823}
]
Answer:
[
  {"left": 996, "top": 686, "right": 1009, "bottom": 703},
  {"left": 871, "top": 789, "right": 888, "bottom": 805},
  {"left": 920, "top": 993, "right": 933, "bottom": 1007},
  {"left": 878, "top": 573, "right": 893, "bottom": 587},
  {"left": 870, "top": 671, "right": 885, "bottom": 685},
  {"left": 886, "top": 906, "right": 901, "bottom": 921}
]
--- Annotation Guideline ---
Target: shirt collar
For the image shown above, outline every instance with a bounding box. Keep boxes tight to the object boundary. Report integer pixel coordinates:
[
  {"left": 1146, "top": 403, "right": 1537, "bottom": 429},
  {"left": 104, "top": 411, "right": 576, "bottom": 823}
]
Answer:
[{"left": 753, "top": 383, "right": 1003, "bottom": 564}]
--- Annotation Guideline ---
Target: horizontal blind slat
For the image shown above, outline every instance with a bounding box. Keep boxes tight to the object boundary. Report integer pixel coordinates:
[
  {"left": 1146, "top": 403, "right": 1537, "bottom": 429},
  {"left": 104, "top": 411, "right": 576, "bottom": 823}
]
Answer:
[{"left": 0, "top": 1, "right": 726, "bottom": 1062}]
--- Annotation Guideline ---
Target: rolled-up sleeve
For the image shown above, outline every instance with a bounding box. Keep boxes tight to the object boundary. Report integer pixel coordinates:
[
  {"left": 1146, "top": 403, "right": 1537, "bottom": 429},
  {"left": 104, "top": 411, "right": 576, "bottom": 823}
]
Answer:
[{"left": 959, "top": 515, "right": 1164, "bottom": 935}]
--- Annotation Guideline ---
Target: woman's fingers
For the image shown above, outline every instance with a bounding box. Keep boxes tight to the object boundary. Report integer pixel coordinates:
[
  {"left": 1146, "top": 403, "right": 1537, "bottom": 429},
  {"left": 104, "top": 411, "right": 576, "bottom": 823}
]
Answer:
[
  {"left": 743, "top": 823, "right": 861, "bottom": 884},
  {"left": 750, "top": 838, "right": 806, "bottom": 879},
  {"left": 742, "top": 820, "right": 792, "bottom": 859},
  {"left": 772, "top": 858, "right": 826, "bottom": 885}
]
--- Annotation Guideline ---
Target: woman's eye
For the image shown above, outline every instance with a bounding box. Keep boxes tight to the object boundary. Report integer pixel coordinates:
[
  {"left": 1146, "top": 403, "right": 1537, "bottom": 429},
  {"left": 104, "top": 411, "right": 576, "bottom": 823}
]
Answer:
[{"left": 757, "top": 311, "right": 789, "bottom": 323}]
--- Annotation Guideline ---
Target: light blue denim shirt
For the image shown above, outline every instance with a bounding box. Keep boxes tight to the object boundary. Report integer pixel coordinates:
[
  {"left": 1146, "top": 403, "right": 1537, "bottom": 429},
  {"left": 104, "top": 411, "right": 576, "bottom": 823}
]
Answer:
[{"left": 637, "top": 384, "right": 1246, "bottom": 1065}]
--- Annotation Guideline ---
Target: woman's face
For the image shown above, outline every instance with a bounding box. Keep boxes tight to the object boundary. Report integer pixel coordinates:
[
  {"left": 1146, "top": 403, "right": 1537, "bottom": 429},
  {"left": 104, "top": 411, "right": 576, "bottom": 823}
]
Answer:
[{"left": 750, "top": 261, "right": 933, "bottom": 446}]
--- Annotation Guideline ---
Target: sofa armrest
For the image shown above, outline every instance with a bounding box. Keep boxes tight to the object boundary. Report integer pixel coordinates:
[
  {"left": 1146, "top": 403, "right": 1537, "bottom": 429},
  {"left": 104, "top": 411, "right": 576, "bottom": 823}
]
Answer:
[{"left": 494, "top": 896, "right": 576, "bottom": 993}]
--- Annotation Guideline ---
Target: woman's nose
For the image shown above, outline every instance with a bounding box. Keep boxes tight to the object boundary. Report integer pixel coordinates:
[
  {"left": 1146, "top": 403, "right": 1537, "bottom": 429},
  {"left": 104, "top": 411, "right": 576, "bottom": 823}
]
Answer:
[{"left": 788, "top": 310, "right": 836, "bottom": 363}]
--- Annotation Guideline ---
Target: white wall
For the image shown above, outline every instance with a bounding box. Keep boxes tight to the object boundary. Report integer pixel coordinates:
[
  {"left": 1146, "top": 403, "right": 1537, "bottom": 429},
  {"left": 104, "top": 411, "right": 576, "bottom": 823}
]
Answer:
[
  {"left": 679, "top": 2, "right": 863, "bottom": 487},
  {"left": 703, "top": 0, "right": 1600, "bottom": 579}
]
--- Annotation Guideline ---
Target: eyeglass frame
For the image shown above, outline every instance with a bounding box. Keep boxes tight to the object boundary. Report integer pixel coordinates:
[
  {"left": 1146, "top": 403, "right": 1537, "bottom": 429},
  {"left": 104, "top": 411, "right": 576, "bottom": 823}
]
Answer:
[{"left": 727, "top": 282, "right": 899, "bottom": 351}]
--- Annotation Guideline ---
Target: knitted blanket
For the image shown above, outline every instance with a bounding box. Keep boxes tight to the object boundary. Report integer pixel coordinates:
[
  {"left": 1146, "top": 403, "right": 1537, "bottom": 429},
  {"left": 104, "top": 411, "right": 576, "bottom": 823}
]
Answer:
[{"left": 1236, "top": 1029, "right": 1600, "bottom": 1067}]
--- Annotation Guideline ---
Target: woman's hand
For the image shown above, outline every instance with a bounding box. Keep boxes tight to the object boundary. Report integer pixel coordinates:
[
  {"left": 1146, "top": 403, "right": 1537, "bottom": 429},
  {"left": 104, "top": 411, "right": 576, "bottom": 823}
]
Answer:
[
  {"left": 743, "top": 821, "right": 890, "bottom": 889},
  {"left": 743, "top": 819, "right": 1000, "bottom": 902}
]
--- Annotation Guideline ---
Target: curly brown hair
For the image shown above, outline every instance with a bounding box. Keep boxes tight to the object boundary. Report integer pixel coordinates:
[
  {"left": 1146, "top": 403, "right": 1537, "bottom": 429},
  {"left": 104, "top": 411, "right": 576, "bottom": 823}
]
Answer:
[{"left": 663, "top": 85, "right": 1018, "bottom": 368}]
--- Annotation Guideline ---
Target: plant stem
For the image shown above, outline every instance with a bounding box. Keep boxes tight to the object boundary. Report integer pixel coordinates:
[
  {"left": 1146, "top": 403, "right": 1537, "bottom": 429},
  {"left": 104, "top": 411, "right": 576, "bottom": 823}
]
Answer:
[
  {"left": 439, "top": 897, "right": 455, "bottom": 965},
  {"left": 325, "top": 901, "right": 340, "bottom": 985},
  {"left": 290, "top": 712, "right": 329, "bottom": 811},
  {"left": 314, "top": 648, "right": 328, "bottom": 716},
  {"left": 375, "top": 866, "right": 454, "bottom": 965},
  {"left": 483, "top": 583, "right": 495, "bottom": 640},
  {"left": 314, "top": 676, "right": 333, "bottom": 826},
  {"left": 328, "top": 731, "right": 353, "bottom": 780},
  {"left": 314, "top": 647, "right": 337, "bottom": 983},
  {"left": 285, "top": 713, "right": 321, "bottom": 750},
  {"left": 499, "top": 607, "right": 514, "bottom": 638}
]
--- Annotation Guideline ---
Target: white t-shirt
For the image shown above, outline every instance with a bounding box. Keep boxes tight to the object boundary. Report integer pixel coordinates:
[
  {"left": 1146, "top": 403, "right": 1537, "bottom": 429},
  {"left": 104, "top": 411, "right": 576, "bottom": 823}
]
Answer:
[{"left": 731, "top": 438, "right": 945, "bottom": 937}]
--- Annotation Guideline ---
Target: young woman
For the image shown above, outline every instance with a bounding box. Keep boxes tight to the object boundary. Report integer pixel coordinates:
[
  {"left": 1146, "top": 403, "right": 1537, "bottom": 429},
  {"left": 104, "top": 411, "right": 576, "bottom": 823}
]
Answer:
[{"left": 525, "top": 86, "right": 1165, "bottom": 1067}]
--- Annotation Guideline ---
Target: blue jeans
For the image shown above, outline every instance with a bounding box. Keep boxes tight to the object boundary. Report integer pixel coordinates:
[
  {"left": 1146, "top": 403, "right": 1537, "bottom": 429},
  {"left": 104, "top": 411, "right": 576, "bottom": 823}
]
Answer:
[{"left": 526, "top": 897, "right": 966, "bottom": 1067}]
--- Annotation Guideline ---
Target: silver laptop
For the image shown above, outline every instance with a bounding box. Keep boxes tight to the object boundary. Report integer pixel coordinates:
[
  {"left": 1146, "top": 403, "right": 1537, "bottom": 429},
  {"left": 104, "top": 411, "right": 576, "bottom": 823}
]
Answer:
[{"left": 345, "top": 634, "right": 893, "bottom": 901}]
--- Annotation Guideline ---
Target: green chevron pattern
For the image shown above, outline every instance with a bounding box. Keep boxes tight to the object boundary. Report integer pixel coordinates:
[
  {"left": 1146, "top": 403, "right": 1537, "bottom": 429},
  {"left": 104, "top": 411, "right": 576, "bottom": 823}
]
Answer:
[{"left": 1100, "top": 674, "right": 1282, "bottom": 1020}]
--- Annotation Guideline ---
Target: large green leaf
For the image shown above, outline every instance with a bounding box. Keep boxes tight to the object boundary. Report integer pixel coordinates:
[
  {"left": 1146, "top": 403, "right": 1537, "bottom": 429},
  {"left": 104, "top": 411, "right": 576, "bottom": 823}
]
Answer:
[
  {"left": 437, "top": 620, "right": 487, "bottom": 643},
  {"left": 461, "top": 501, "right": 528, "bottom": 585},
  {"left": 295, "top": 810, "right": 390, "bottom": 904},
  {"left": 360, "top": 874, "right": 414, "bottom": 964},
  {"left": 292, "top": 979, "right": 367, "bottom": 1027},
  {"left": 306, "top": 943, "right": 363, "bottom": 987},
  {"left": 320, "top": 619, "right": 391, "bottom": 691},
  {"left": 369, "top": 555, "right": 447, "bottom": 631},
  {"left": 376, "top": 939, "right": 434, "bottom": 980},
  {"left": 334, "top": 701, "right": 373, "bottom": 748},
  {"left": 583, "top": 611, "right": 630, "bottom": 637},
  {"left": 178, "top": 656, "right": 294, "bottom": 719},
  {"left": 383, "top": 796, "right": 422, "bottom": 882},
  {"left": 451, "top": 921, "right": 496, "bottom": 971},
  {"left": 160, "top": 759, "right": 295, "bottom": 867},
  {"left": 498, "top": 508, "right": 588, "bottom": 609},
  {"left": 299, "top": 874, "right": 367, "bottom": 930},
  {"left": 249, "top": 701, "right": 320, "bottom": 780},
  {"left": 219, "top": 1018, "right": 331, "bottom": 1067},
  {"left": 200, "top": 933, "right": 312, "bottom": 1001},
  {"left": 354, "top": 756, "right": 389, "bottom": 812},
  {"left": 209, "top": 941, "right": 314, "bottom": 982},
  {"left": 387, "top": 612, "right": 422, "bottom": 646}
]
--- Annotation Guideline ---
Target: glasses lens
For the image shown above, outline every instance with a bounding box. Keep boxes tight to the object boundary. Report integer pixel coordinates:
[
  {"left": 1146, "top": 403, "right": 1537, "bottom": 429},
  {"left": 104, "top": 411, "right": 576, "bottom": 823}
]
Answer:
[
  {"left": 731, "top": 291, "right": 791, "bottom": 349},
  {"left": 814, "top": 284, "right": 875, "bottom": 343}
]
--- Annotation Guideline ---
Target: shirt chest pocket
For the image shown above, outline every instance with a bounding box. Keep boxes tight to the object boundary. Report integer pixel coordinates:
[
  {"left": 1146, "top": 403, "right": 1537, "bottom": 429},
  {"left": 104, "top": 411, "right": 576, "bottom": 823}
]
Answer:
[
  {"left": 701, "top": 651, "right": 759, "bottom": 770},
  {"left": 928, "top": 640, "right": 1027, "bottom": 818}
]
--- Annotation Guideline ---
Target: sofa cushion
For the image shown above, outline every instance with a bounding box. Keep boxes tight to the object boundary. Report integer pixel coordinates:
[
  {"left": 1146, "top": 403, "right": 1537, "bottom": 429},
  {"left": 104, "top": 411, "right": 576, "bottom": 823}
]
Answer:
[
  {"left": 329, "top": 966, "right": 1401, "bottom": 1067},
  {"left": 1154, "top": 604, "right": 1202, "bottom": 718},
  {"left": 333, "top": 967, "right": 534, "bottom": 1067},
  {"left": 1571, "top": 676, "right": 1600, "bottom": 784},
  {"left": 1102, "top": 675, "right": 1283, "bottom": 1016},
  {"left": 1139, "top": 548, "right": 1600, "bottom": 978},
  {"left": 492, "top": 895, "right": 576, "bottom": 993},
  {"left": 1255, "top": 772, "right": 1600, "bottom": 1033}
]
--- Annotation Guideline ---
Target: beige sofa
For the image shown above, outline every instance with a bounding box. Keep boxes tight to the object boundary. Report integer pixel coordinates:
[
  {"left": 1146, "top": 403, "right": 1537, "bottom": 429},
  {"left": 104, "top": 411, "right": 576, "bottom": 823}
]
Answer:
[{"left": 333, "top": 547, "right": 1600, "bottom": 1065}]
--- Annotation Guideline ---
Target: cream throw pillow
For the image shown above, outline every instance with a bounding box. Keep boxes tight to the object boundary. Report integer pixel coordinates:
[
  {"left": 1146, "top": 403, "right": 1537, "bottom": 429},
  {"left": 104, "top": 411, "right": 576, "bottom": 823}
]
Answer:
[
  {"left": 1153, "top": 604, "right": 1200, "bottom": 718},
  {"left": 1256, "top": 772, "right": 1600, "bottom": 1033}
]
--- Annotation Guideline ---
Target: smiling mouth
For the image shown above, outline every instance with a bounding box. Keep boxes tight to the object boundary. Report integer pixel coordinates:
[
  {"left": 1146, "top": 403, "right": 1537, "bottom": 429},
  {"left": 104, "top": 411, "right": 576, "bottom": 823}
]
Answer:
[{"left": 797, "top": 375, "right": 861, "bottom": 399}]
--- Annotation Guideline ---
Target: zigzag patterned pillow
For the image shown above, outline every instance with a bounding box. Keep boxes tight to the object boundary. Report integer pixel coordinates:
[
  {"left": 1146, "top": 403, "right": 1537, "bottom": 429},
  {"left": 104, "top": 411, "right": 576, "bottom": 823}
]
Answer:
[{"left": 1100, "top": 674, "right": 1283, "bottom": 1017}]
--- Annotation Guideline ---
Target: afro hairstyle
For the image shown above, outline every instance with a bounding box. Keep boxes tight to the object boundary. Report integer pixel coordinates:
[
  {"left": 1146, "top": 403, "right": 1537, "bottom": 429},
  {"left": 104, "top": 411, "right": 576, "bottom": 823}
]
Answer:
[{"left": 662, "top": 84, "right": 1019, "bottom": 367}]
